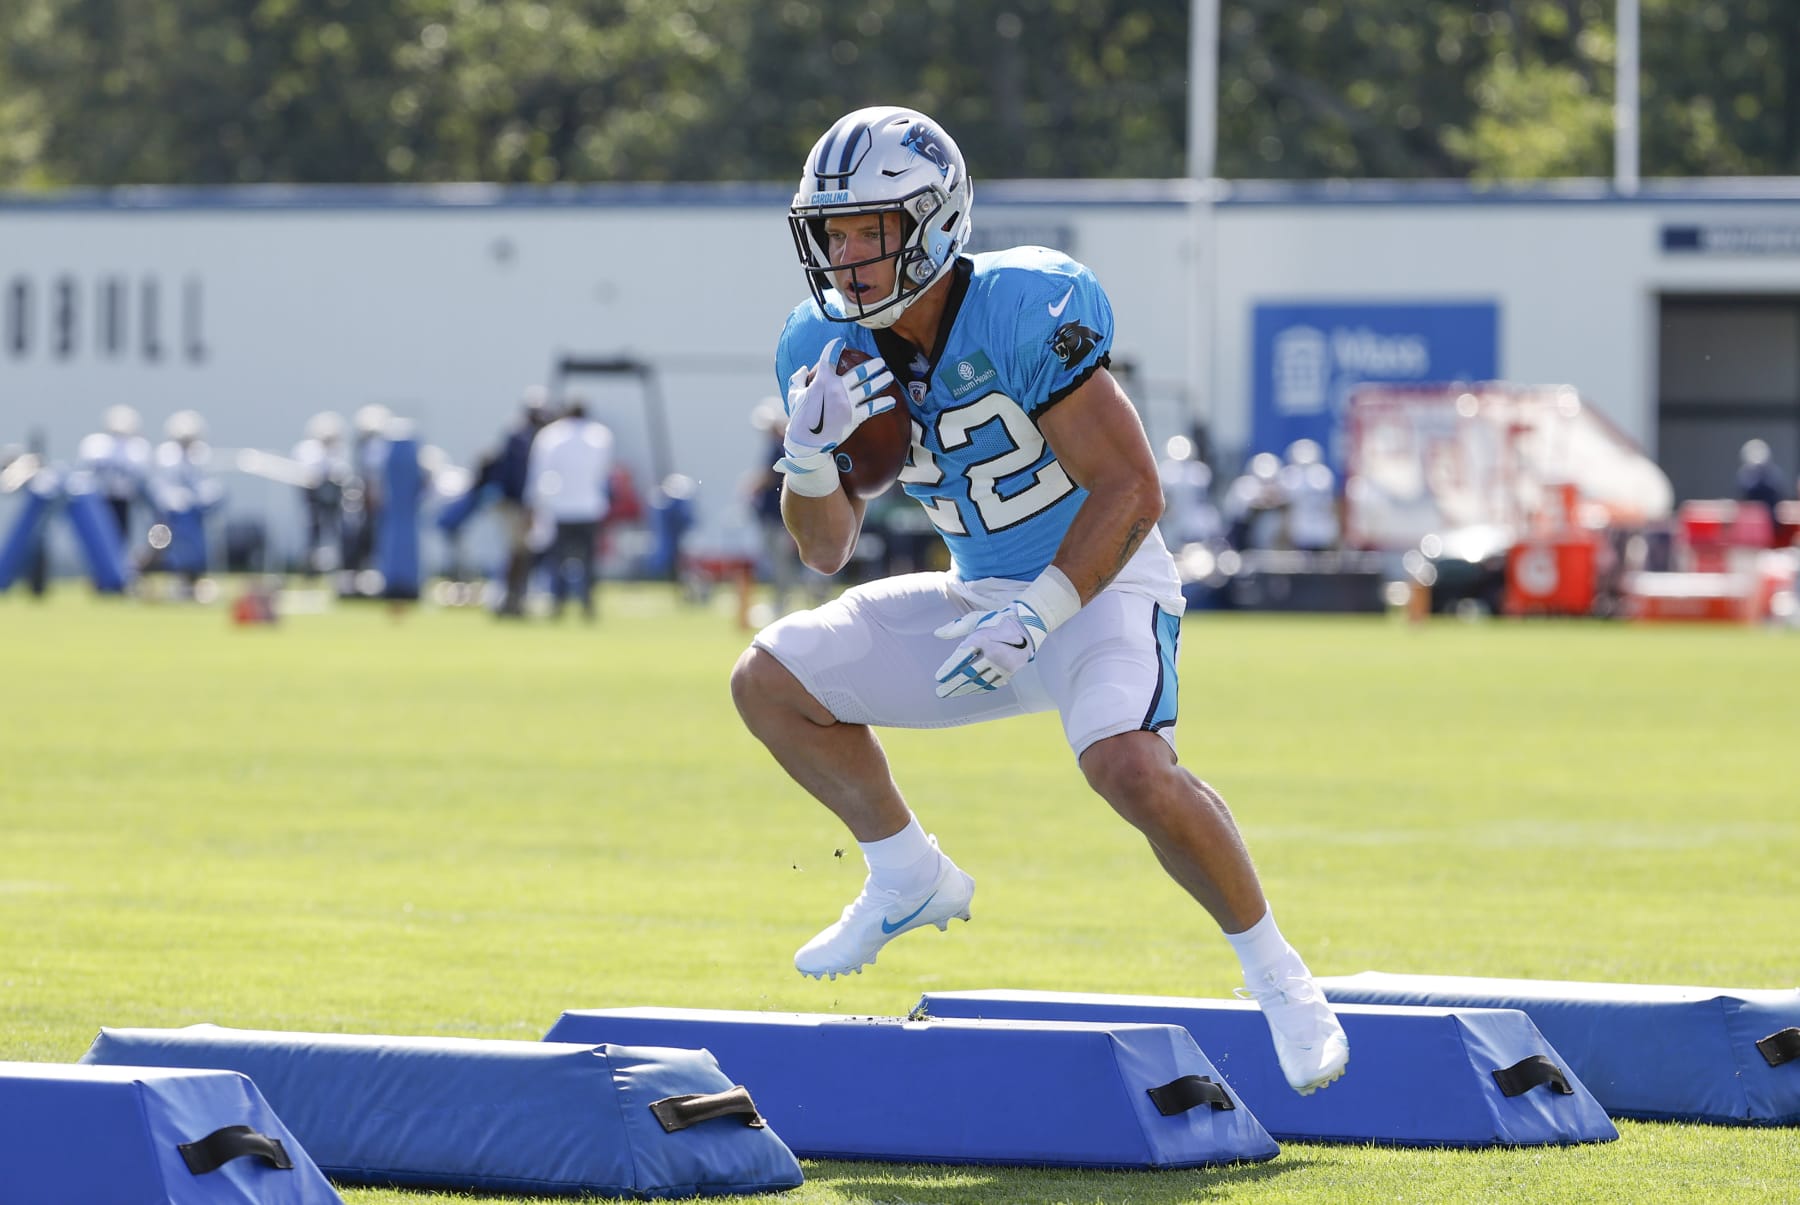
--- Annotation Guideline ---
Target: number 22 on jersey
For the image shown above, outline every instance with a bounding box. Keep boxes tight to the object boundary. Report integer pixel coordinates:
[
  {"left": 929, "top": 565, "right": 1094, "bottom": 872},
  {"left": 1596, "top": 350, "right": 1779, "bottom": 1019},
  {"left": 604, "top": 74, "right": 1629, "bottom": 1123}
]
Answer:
[{"left": 899, "top": 392, "right": 1075, "bottom": 536}]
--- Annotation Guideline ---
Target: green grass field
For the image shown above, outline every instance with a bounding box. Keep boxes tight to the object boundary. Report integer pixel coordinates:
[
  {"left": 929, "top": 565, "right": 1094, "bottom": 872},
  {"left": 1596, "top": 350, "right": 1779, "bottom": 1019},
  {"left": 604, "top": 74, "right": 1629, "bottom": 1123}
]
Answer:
[{"left": 1, "top": 584, "right": 1795, "bottom": 1203}]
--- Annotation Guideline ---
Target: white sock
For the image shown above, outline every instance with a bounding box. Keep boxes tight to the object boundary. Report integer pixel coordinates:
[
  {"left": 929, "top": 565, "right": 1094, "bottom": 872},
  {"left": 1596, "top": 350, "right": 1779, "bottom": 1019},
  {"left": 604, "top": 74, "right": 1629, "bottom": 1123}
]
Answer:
[
  {"left": 860, "top": 815, "right": 940, "bottom": 895},
  {"left": 1224, "top": 908, "right": 1300, "bottom": 982}
]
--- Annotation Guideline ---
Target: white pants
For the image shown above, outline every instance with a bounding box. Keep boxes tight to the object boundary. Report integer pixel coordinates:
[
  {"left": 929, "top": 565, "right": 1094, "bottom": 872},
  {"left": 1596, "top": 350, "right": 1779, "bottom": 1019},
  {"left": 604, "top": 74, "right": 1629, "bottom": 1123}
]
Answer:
[{"left": 752, "top": 571, "right": 1185, "bottom": 757}]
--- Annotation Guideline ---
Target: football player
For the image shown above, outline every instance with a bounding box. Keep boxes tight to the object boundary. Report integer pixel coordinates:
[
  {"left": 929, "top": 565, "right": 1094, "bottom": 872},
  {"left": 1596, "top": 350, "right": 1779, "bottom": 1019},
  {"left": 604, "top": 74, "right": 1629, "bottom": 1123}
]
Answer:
[{"left": 730, "top": 106, "right": 1348, "bottom": 1095}]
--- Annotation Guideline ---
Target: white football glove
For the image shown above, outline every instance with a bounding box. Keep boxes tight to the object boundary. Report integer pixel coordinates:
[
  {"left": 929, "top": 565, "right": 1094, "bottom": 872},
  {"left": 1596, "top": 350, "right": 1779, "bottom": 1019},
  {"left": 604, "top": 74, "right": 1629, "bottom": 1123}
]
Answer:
[
  {"left": 932, "top": 568, "right": 1083, "bottom": 699},
  {"left": 777, "top": 337, "right": 897, "bottom": 497},
  {"left": 933, "top": 601, "right": 1050, "bottom": 698}
]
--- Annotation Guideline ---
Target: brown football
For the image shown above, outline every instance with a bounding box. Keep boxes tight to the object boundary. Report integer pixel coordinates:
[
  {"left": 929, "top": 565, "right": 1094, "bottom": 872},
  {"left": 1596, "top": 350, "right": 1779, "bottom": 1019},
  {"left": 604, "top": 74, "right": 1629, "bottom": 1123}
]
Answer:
[{"left": 830, "top": 346, "right": 913, "bottom": 499}]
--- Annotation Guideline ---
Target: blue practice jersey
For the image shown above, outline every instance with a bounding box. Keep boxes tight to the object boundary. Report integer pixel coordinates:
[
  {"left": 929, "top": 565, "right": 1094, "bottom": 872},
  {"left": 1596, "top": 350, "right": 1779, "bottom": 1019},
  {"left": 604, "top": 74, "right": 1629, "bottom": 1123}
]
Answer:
[{"left": 775, "top": 247, "right": 1114, "bottom": 582}]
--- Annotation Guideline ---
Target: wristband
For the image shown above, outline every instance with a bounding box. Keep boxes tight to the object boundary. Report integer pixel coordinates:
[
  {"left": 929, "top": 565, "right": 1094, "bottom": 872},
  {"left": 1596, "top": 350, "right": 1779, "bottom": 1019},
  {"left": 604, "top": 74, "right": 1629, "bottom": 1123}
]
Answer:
[
  {"left": 1015, "top": 565, "right": 1082, "bottom": 635},
  {"left": 776, "top": 451, "right": 842, "bottom": 498}
]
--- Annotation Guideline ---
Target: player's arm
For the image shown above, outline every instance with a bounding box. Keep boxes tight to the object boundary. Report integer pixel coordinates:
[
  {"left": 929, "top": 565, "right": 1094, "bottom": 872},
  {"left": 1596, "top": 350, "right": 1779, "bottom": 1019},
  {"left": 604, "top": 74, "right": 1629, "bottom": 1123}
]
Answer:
[
  {"left": 773, "top": 336, "right": 895, "bottom": 575},
  {"left": 932, "top": 366, "right": 1162, "bottom": 699},
  {"left": 1036, "top": 366, "right": 1165, "bottom": 601},
  {"left": 782, "top": 479, "right": 867, "bottom": 575}
]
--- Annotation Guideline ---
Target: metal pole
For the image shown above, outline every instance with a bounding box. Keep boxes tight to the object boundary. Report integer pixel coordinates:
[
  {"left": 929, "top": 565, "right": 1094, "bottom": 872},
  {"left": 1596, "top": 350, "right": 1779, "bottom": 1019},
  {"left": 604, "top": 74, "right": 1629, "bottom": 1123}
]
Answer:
[
  {"left": 1615, "top": 0, "right": 1640, "bottom": 194},
  {"left": 1188, "top": 0, "right": 1218, "bottom": 184},
  {"left": 1187, "top": 0, "right": 1220, "bottom": 440}
]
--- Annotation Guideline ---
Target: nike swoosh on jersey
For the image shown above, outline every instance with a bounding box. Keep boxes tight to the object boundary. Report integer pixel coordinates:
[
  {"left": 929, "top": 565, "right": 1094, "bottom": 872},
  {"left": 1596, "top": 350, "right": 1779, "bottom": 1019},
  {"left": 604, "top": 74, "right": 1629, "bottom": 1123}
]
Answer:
[{"left": 1048, "top": 285, "right": 1075, "bottom": 318}]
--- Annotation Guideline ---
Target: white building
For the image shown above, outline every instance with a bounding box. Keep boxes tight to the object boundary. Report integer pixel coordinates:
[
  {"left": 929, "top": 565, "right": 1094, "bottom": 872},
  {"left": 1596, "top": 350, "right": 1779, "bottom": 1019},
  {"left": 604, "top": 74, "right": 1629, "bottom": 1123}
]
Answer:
[{"left": 3, "top": 178, "right": 1796, "bottom": 571}]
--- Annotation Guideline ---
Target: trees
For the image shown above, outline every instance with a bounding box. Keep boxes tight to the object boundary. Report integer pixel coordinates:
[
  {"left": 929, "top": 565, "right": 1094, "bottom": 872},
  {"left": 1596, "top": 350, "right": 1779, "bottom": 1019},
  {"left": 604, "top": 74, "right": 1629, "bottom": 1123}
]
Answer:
[
  {"left": 1640, "top": 0, "right": 1800, "bottom": 175},
  {"left": 0, "top": 1, "right": 1793, "bottom": 188}
]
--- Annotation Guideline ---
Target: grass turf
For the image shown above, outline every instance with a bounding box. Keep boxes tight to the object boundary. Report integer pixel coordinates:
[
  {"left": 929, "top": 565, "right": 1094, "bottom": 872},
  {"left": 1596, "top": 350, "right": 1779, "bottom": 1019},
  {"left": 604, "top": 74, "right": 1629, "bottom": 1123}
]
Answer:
[{"left": 0, "top": 583, "right": 1794, "bottom": 1202}]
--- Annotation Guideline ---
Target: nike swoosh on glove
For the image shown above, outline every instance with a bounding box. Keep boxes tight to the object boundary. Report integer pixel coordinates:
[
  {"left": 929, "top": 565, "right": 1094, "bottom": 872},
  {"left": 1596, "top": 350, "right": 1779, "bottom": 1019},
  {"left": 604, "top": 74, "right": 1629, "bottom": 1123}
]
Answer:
[
  {"left": 781, "top": 337, "right": 896, "bottom": 462},
  {"left": 932, "top": 601, "right": 1050, "bottom": 698}
]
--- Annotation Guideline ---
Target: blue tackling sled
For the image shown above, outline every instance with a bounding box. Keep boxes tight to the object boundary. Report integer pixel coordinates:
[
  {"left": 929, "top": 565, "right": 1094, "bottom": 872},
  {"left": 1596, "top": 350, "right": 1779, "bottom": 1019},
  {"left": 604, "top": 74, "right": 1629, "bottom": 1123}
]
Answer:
[
  {"left": 0, "top": 1061, "right": 343, "bottom": 1204},
  {"left": 81, "top": 1027, "right": 804, "bottom": 1198},
  {"left": 545, "top": 1006, "right": 1280, "bottom": 1168},
  {"left": 1319, "top": 972, "right": 1800, "bottom": 1125},
  {"left": 917, "top": 989, "right": 1616, "bottom": 1147}
]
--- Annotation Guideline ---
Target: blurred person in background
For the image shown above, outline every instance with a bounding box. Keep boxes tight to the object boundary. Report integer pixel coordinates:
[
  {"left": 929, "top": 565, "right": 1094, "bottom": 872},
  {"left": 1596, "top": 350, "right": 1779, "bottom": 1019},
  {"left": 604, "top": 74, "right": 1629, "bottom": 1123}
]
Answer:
[
  {"left": 1736, "top": 439, "right": 1787, "bottom": 542},
  {"left": 1157, "top": 431, "right": 1224, "bottom": 551},
  {"left": 1223, "top": 451, "right": 1288, "bottom": 551},
  {"left": 746, "top": 397, "right": 831, "bottom": 614},
  {"left": 730, "top": 104, "right": 1347, "bottom": 1099},
  {"left": 526, "top": 397, "right": 612, "bottom": 622},
  {"left": 488, "top": 387, "right": 553, "bottom": 616},
  {"left": 343, "top": 403, "right": 394, "bottom": 576},
  {"left": 292, "top": 410, "right": 352, "bottom": 575},
  {"left": 144, "top": 409, "right": 223, "bottom": 593},
  {"left": 1279, "top": 438, "right": 1340, "bottom": 553},
  {"left": 76, "top": 405, "right": 152, "bottom": 545}
]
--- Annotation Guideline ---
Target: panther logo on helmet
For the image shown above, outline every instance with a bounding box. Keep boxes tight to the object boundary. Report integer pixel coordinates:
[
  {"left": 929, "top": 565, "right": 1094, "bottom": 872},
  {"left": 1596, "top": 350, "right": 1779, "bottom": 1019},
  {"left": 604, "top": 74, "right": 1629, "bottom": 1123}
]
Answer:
[{"left": 900, "top": 122, "right": 955, "bottom": 181}]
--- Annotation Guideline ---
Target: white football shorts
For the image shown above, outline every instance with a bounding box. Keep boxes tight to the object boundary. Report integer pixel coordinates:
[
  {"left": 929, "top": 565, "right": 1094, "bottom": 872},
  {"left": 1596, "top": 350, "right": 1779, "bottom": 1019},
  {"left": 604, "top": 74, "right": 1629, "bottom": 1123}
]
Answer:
[{"left": 752, "top": 570, "right": 1187, "bottom": 757}]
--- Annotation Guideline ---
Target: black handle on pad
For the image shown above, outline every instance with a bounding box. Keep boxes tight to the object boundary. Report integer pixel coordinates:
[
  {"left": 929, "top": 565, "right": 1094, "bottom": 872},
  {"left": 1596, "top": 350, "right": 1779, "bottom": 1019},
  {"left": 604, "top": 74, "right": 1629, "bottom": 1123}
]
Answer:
[
  {"left": 178, "top": 1125, "right": 294, "bottom": 1175},
  {"left": 1146, "top": 1074, "right": 1235, "bottom": 1115},
  {"left": 1756, "top": 1026, "right": 1800, "bottom": 1068},
  {"left": 649, "top": 1085, "right": 768, "bottom": 1133},
  {"left": 1491, "top": 1054, "right": 1573, "bottom": 1098}
]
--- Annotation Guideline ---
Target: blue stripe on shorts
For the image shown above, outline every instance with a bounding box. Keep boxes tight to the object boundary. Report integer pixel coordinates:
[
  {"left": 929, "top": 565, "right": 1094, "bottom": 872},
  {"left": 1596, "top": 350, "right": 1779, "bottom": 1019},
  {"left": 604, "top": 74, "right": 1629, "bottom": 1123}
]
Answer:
[{"left": 1141, "top": 604, "right": 1181, "bottom": 732}]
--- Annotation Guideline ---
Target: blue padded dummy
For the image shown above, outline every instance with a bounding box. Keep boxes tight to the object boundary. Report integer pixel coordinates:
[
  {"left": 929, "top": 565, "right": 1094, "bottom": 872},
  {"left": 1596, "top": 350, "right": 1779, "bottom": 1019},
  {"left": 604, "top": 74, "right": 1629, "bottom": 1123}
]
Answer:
[
  {"left": 544, "top": 1007, "right": 1279, "bottom": 1168},
  {"left": 0, "top": 1061, "right": 343, "bottom": 1204},
  {"left": 376, "top": 436, "right": 421, "bottom": 599},
  {"left": 1320, "top": 972, "right": 1800, "bottom": 1125},
  {"left": 0, "top": 478, "right": 56, "bottom": 591},
  {"left": 917, "top": 989, "right": 1616, "bottom": 1147},
  {"left": 65, "top": 480, "right": 132, "bottom": 593},
  {"left": 81, "top": 1027, "right": 803, "bottom": 1198}
]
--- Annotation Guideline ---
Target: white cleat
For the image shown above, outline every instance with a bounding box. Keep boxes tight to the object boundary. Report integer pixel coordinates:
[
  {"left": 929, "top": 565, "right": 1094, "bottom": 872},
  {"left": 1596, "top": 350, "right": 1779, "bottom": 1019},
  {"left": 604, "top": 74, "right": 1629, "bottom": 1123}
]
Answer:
[
  {"left": 1237, "top": 964, "right": 1351, "bottom": 1095},
  {"left": 795, "top": 845, "right": 974, "bottom": 980}
]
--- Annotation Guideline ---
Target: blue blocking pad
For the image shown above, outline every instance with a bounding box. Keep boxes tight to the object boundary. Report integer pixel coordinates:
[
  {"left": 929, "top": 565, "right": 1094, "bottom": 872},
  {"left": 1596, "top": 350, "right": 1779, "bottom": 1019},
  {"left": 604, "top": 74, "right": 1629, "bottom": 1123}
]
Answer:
[
  {"left": 81, "top": 1028, "right": 804, "bottom": 1198},
  {"left": 1320, "top": 972, "right": 1800, "bottom": 1125},
  {"left": 376, "top": 437, "right": 422, "bottom": 599},
  {"left": 918, "top": 990, "right": 1617, "bottom": 1147},
  {"left": 0, "top": 484, "right": 55, "bottom": 591},
  {"left": 0, "top": 1061, "right": 343, "bottom": 1205},
  {"left": 544, "top": 1007, "right": 1279, "bottom": 1168},
  {"left": 64, "top": 486, "right": 132, "bottom": 593}
]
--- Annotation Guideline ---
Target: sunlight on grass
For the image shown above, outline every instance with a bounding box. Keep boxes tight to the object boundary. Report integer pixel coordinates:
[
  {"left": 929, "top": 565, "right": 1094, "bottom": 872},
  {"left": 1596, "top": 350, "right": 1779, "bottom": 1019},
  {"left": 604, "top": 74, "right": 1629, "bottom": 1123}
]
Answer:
[{"left": 1, "top": 587, "right": 1795, "bottom": 1202}]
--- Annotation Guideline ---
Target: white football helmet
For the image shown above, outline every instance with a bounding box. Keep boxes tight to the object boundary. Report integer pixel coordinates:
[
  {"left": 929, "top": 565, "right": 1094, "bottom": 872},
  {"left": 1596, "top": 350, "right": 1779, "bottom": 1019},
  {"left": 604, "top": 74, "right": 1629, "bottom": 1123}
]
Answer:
[
  {"left": 354, "top": 403, "right": 394, "bottom": 438},
  {"left": 103, "top": 404, "right": 142, "bottom": 438},
  {"left": 789, "top": 106, "right": 973, "bottom": 330},
  {"left": 305, "top": 410, "right": 347, "bottom": 445},
  {"left": 164, "top": 409, "right": 206, "bottom": 444}
]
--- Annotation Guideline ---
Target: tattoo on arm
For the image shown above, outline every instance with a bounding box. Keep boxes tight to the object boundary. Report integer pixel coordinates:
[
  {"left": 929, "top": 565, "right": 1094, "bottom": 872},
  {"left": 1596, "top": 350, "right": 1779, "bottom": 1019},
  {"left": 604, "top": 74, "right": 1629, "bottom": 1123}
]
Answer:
[{"left": 1087, "top": 518, "right": 1151, "bottom": 597}]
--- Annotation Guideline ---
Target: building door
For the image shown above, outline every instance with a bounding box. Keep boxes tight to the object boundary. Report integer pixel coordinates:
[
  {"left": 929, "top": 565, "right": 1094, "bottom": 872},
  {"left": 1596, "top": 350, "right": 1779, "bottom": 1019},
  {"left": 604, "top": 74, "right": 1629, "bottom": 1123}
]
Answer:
[{"left": 1657, "top": 295, "right": 1800, "bottom": 503}]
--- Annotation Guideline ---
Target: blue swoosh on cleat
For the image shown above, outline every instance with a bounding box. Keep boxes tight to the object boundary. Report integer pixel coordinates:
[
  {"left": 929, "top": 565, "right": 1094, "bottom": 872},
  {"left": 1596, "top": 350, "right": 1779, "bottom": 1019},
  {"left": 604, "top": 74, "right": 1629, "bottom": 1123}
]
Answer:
[{"left": 881, "top": 892, "right": 938, "bottom": 934}]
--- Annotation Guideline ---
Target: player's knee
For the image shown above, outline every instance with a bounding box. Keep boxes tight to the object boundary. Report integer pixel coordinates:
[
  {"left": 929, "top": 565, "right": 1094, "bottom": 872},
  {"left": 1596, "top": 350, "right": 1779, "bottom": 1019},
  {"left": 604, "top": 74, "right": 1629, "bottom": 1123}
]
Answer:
[
  {"left": 729, "top": 646, "right": 775, "bottom": 719},
  {"left": 730, "top": 645, "right": 811, "bottom": 728},
  {"left": 1078, "top": 731, "right": 1174, "bottom": 815}
]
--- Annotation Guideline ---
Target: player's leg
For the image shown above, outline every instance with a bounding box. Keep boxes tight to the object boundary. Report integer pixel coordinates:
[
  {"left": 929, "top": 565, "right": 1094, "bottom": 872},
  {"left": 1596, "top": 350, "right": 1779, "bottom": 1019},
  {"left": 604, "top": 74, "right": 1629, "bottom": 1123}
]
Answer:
[
  {"left": 1085, "top": 738, "right": 1349, "bottom": 1094},
  {"left": 731, "top": 572, "right": 1023, "bottom": 978},
  {"left": 1079, "top": 732, "right": 1267, "bottom": 930},
  {"left": 574, "top": 518, "right": 599, "bottom": 620},
  {"left": 730, "top": 644, "right": 910, "bottom": 842},
  {"left": 499, "top": 503, "right": 530, "bottom": 614},
  {"left": 1040, "top": 592, "right": 1350, "bottom": 1095}
]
